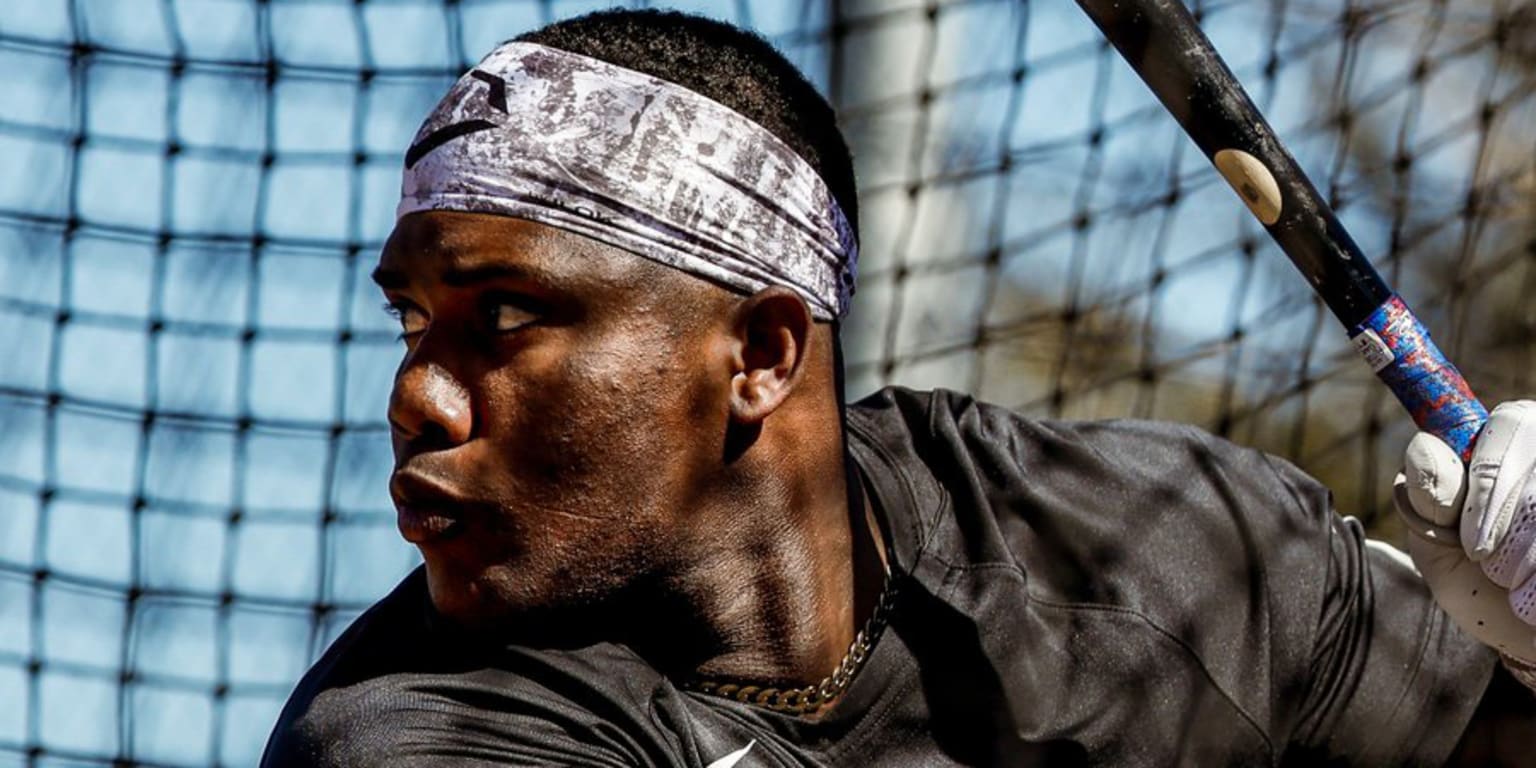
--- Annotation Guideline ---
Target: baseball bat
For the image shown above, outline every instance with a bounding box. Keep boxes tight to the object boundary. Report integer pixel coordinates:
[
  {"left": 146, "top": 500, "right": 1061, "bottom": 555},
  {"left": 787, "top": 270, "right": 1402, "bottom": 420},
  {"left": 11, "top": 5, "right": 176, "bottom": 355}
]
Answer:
[{"left": 1076, "top": 0, "right": 1487, "bottom": 459}]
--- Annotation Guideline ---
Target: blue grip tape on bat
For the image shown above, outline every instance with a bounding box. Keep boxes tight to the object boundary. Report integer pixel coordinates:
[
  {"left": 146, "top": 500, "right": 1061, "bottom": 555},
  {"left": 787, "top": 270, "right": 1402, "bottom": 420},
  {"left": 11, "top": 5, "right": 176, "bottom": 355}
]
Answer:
[{"left": 1349, "top": 295, "right": 1488, "bottom": 461}]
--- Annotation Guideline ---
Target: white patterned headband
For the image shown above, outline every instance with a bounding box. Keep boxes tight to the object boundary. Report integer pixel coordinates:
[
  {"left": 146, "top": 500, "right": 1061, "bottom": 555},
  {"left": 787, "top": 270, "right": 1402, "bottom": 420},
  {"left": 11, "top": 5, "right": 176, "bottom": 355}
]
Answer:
[{"left": 397, "top": 42, "right": 858, "bottom": 321}]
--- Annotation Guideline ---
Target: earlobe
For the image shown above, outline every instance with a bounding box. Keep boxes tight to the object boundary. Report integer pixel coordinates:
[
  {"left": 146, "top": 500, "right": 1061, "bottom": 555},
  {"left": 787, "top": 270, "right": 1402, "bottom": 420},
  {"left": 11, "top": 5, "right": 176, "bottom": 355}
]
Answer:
[
  {"left": 730, "top": 369, "right": 776, "bottom": 423},
  {"left": 727, "top": 287, "right": 812, "bottom": 425}
]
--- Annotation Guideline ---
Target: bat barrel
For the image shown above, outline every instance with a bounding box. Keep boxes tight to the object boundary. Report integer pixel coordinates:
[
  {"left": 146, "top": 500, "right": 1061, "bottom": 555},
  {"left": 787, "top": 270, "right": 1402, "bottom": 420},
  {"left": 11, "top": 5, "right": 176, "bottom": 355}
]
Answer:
[
  {"left": 1076, "top": 0, "right": 1487, "bottom": 455},
  {"left": 1076, "top": 0, "right": 1391, "bottom": 326}
]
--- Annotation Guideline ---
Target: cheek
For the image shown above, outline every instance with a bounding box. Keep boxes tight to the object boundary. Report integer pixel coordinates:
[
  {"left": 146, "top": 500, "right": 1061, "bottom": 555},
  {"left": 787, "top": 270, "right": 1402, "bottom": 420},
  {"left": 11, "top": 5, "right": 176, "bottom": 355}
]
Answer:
[
  {"left": 552, "top": 334, "right": 691, "bottom": 459},
  {"left": 476, "top": 326, "right": 715, "bottom": 499}
]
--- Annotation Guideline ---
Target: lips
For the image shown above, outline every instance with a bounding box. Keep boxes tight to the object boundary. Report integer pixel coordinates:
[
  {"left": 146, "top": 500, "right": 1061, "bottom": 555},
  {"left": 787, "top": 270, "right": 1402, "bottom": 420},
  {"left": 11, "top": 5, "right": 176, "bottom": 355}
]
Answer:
[
  {"left": 390, "top": 469, "right": 469, "bottom": 545},
  {"left": 397, "top": 505, "right": 463, "bottom": 544}
]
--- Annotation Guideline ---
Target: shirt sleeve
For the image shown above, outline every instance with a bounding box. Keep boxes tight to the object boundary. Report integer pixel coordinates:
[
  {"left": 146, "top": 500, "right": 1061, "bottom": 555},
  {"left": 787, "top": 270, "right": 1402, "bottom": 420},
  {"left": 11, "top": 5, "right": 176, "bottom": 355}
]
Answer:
[
  {"left": 874, "top": 389, "right": 1501, "bottom": 765},
  {"left": 1267, "top": 458, "right": 1497, "bottom": 766}
]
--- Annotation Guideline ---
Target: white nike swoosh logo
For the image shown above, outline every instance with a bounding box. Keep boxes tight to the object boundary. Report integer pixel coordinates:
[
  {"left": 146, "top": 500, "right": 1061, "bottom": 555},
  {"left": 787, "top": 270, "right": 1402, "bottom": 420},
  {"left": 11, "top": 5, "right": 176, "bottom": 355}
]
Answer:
[{"left": 704, "top": 739, "right": 756, "bottom": 768}]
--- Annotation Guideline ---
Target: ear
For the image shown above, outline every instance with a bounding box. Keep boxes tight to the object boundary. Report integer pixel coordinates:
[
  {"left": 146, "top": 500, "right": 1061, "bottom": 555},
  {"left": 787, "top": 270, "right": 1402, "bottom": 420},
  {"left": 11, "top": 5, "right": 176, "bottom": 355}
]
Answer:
[{"left": 728, "top": 286, "right": 813, "bottom": 425}]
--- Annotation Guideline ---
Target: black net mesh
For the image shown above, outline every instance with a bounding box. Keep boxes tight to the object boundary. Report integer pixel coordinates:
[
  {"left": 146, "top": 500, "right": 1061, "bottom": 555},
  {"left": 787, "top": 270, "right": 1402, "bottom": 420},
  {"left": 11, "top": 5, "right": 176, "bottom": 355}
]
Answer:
[{"left": 0, "top": 0, "right": 1532, "bottom": 764}]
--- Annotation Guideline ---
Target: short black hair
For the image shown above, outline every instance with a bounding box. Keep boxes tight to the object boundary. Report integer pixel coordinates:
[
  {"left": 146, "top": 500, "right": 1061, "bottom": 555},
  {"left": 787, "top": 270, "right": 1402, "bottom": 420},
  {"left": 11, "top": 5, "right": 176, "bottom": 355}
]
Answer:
[{"left": 515, "top": 9, "right": 859, "bottom": 239}]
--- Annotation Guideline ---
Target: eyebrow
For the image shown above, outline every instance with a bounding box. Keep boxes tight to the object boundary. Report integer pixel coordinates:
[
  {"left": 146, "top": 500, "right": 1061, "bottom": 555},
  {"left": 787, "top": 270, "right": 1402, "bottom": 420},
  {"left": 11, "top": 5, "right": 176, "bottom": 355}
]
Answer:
[{"left": 370, "top": 263, "right": 551, "bottom": 290}]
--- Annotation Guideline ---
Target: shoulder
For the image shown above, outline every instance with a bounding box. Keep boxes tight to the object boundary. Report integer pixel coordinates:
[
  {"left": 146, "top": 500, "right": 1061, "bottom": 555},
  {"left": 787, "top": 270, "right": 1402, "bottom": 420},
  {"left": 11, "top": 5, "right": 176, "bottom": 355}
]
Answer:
[
  {"left": 848, "top": 385, "right": 1336, "bottom": 619},
  {"left": 852, "top": 384, "right": 1246, "bottom": 459},
  {"left": 848, "top": 386, "right": 1328, "bottom": 537},
  {"left": 262, "top": 569, "right": 683, "bottom": 767},
  {"left": 277, "top": 651, "right": 679, "bottom": 767}
]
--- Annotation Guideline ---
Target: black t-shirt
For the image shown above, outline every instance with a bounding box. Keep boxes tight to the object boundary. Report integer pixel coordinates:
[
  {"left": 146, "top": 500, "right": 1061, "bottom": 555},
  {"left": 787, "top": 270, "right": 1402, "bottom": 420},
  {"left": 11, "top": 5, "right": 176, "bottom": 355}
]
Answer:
[{"left": 262, "top": 387, "right": 1496, "bottom": 767}]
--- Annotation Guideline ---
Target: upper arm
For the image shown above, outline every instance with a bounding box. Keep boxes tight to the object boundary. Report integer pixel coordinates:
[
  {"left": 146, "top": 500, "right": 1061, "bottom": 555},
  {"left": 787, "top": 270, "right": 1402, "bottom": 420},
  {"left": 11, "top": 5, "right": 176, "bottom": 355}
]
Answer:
[
  {"left": 1024, "top": 422, "right": 1501, "bottom": 765},
  {"left": 1263, "top": 460, "right": 1498, "bottom": 766}
]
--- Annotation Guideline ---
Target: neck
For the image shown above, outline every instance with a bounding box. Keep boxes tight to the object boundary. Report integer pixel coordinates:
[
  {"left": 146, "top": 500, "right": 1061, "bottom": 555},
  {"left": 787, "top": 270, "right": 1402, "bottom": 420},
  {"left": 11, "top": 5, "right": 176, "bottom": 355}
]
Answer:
[{"left": 625, "top": 406, "right": 889, "bottom": 696}]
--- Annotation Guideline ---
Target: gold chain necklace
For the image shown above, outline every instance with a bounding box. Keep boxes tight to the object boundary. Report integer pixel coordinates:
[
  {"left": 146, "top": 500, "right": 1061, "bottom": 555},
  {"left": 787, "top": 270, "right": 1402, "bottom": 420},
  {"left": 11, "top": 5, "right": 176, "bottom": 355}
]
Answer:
[{"left": 688, "top": 576, "right": 899, "bottom": 716}]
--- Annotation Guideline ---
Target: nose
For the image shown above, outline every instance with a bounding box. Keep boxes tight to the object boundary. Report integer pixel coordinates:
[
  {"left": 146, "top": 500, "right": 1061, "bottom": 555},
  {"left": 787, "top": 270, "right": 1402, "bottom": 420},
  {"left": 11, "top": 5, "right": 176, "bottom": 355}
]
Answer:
[{"left": 388, "top": 358, "right": 473, "bottom": 448}]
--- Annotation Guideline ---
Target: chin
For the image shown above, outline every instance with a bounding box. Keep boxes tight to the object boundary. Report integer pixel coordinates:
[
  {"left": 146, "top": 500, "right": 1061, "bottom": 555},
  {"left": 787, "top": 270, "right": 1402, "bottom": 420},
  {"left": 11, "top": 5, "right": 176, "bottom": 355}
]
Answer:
[
  {"left": 420, "top": 551, "right": 648, "bottom": 647},
  {"left": 421, "top": 557, "right": 515, "bottom": 627},
  {"left": 421, "top": 555, "right": 574, "bottom": 629}
]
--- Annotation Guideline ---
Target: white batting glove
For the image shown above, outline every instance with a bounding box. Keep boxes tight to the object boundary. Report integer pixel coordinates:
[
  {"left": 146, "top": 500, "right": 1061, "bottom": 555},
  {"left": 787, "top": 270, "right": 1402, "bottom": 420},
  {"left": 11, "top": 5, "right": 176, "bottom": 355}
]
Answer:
[{"left": 1396, "top": 401, "right": 1536, "bottom": 683}]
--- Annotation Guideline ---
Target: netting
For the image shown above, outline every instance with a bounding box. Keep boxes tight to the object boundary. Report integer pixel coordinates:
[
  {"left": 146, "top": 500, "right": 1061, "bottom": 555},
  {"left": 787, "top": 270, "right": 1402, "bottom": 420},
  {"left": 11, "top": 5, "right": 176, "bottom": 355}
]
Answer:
[{"left": 0, "top": 0, "right": 1532, "bottom": 764}]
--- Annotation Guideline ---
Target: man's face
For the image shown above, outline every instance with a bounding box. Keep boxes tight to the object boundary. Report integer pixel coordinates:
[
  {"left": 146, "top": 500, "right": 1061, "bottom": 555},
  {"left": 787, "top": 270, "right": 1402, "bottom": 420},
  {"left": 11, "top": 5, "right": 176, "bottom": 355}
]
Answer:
[{"left": 375, "top": 210, "right": 732, "bottom": 628}]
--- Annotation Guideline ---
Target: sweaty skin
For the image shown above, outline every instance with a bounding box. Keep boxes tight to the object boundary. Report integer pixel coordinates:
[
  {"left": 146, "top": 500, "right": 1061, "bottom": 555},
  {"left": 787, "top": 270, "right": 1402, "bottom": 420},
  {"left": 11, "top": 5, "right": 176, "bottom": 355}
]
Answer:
[{"left": 374, "top": 210, "right": 887, "bottom": 692}]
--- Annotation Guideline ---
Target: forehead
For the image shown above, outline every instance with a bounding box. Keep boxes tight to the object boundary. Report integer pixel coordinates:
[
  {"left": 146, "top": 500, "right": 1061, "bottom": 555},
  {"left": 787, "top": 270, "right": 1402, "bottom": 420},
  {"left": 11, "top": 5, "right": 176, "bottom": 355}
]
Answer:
[{"left": 376, "top": 210, "right": 652, "bottom": 292}]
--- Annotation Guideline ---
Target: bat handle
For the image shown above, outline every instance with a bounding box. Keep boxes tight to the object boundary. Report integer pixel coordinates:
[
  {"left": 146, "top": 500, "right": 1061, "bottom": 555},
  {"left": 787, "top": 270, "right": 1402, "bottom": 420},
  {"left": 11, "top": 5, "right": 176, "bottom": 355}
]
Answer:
[{"left": 1348, "top": 295, "right": 1488, "bottom": 461}]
